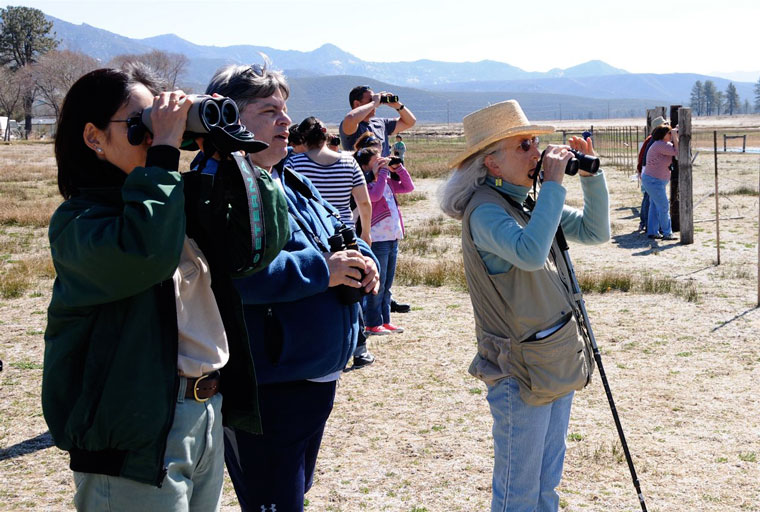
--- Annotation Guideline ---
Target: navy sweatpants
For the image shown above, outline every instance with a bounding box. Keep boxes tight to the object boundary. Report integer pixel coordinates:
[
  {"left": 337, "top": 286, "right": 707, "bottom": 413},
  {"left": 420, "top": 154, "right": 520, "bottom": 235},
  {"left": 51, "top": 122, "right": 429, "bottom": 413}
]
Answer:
[{"left": 224, "top": 379, "right": 337, "bottom": 512}]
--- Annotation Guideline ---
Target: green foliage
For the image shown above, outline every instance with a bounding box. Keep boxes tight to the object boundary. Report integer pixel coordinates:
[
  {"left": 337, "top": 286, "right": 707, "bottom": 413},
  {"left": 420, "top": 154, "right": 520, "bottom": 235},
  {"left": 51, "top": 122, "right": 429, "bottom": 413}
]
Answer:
[
  {"left": 725, "top": 83, "right": 740, "bottom": 116},
  {"left": 0, "top": 6, "right": 58, "bottom": 68}
]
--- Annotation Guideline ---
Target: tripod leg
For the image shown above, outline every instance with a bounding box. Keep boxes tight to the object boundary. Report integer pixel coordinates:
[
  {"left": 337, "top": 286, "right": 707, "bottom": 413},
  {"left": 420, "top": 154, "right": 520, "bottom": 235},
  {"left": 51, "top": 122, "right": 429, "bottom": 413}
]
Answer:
[{"left": 560, "top": 243, "right": 648, "bottom": 512}]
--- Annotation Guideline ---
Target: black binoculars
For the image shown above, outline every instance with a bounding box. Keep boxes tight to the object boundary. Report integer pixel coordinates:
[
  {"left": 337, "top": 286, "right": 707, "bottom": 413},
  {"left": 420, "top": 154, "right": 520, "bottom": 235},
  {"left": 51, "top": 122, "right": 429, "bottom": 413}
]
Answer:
[
  {"left": 379, "top": 94, "right": 399, "bottom": 104},
  {"left": 535, "top": 148, "right": 600, "bottom": 177},
  {"left": 141, "top": 95, "right": 240, "bottom": 136},
  {"left": 328, "top": 225, "right": 367, "bottom": 305},
  {"left": 128, "top": 94, "right": 267, "bottom": 155}
]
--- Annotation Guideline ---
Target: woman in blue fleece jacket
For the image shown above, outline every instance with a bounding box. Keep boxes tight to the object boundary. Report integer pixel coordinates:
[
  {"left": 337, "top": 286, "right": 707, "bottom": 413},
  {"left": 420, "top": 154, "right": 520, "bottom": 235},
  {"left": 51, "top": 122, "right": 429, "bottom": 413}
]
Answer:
[{"left": 205, "top": 62, "right": 379, "bottom": 512}]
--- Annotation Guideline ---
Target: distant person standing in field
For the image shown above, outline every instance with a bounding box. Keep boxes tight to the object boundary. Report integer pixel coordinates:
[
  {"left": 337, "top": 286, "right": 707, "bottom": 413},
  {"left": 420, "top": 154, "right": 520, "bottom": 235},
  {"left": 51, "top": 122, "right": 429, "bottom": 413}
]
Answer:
[
  {"left": 393, "top": 134, "right": 407, "bottom": 159},
  {"left": 635, "top": 116, "right": 666, "bottom": 232},
  {"left": 440, "top": 100, "right": 609, "bottom": 512},
  {"left": 642, "top": 122, "right": 679, "bottom": 240},
  {"left": 339, "top": 85, "right": 416, "bottom": 156}
]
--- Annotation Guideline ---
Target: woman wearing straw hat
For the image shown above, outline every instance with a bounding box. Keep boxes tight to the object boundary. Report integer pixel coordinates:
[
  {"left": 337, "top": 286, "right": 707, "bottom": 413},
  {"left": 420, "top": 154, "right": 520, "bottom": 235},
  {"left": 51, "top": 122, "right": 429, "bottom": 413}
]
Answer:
[{"left": 440, "top": 100, "right": 610, "bottom": 512}]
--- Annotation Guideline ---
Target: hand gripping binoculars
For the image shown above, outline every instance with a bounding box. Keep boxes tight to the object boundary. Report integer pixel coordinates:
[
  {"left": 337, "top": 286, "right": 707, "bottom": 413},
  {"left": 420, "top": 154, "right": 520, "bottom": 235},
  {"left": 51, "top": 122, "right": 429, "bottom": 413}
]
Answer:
[{"left": 534, "top": 148, "right": 600, "bottom": 177}]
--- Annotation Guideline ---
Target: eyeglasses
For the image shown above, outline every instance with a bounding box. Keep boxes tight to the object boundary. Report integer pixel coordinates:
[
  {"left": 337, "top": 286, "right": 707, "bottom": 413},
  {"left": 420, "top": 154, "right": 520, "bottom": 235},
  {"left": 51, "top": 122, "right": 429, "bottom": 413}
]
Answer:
[
  {"left": 110, "top": 114, "right": 148, "bottom": 146},
  {"left": 519, "top": 137, "right": 540, "bottom": 152}
]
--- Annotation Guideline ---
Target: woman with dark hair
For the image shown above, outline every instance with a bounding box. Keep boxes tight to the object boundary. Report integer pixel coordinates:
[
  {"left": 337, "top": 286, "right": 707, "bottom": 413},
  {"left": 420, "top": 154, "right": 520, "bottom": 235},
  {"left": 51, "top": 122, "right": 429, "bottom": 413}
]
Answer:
[
  {"left": 43, "top": 67, "right": 261, "bottom": 511},
  {"left": 355, "top": 146, "right": 415, "bottom": 335},
  {"left": 641, "top": 123, "right": 679, "bottom": 240},
  {"left": 286, "top": 116, "right": 372, "bottom": 244}
]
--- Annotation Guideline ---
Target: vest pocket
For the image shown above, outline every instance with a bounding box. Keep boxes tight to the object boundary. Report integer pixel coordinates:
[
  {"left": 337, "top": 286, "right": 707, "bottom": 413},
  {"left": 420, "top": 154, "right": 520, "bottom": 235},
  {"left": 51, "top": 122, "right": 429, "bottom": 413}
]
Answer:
[{"left": 512, "top": 316, "right": 590, "bottom": 406}]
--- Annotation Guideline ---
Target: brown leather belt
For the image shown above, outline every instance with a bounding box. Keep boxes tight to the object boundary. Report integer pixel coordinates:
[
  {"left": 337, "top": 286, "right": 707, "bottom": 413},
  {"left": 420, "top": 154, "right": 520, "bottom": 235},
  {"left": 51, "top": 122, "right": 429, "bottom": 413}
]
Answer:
[{"left": 184, "top": 371, "right": 221, "bottom": 402}]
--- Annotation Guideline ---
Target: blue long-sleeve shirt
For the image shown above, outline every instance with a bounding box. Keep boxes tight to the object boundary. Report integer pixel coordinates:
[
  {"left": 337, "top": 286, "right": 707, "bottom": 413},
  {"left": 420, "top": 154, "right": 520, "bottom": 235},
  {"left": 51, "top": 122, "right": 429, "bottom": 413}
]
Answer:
[
  {"left": 233, "top": 167, "right": 377, "bottom": 384},
  {"left": 469, "top": 173, "right": 610, "bottom": 274}
]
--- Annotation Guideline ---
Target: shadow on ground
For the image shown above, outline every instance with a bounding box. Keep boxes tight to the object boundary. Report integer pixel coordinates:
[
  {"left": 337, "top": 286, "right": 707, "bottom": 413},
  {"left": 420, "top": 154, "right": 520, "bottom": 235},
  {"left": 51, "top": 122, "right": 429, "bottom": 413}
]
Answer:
[
  {"left": 612, "top": 230, "right": 682, "bottom": 256},
  {"left": 0, "top": 431, "right": 54, "bottom": 461}
]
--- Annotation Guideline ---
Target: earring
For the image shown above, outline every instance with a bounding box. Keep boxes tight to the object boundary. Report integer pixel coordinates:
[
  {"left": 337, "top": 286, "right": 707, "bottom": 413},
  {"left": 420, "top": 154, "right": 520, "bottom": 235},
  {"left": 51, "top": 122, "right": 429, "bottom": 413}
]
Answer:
[
  {"left": 494, "top": 177, "right": 503, "bottom": 187},
  {"left": 96, "top": 147, "right": 103, "bottom": 153}
]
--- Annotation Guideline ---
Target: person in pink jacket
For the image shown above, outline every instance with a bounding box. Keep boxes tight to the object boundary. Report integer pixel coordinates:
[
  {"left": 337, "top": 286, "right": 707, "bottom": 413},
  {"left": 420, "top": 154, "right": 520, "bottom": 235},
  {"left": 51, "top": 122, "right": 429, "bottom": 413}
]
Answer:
[{"left": 355, "top": 147, "right": 415, "bottom": 335}]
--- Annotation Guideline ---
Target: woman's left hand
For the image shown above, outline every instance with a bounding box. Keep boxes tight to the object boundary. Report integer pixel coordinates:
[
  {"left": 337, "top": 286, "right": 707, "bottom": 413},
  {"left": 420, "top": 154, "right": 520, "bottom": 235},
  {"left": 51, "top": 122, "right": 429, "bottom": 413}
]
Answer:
[
  {"left": 360, "top": 231, "right": 372, "bottom": 246},
  {"left": 568, "top": 135, "right": 598, "bottom": 177},
  {"left": 568, "top": 135, "right": 596, "bottom": 157}
]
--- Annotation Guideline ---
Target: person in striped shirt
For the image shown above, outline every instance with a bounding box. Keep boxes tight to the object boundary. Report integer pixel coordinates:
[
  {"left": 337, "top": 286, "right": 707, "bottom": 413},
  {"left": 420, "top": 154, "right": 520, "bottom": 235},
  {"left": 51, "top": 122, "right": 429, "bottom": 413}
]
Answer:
[{"left": 285, "top": 116, "right": 372, "bottom": 245}]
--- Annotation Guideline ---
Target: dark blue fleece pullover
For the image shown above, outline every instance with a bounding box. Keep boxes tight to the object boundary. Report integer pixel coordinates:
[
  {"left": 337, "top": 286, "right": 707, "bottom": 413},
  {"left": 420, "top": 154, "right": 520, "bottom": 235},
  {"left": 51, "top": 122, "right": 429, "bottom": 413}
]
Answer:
[{"left": 233, "top": 165, "right": 377, "bottom": 384}]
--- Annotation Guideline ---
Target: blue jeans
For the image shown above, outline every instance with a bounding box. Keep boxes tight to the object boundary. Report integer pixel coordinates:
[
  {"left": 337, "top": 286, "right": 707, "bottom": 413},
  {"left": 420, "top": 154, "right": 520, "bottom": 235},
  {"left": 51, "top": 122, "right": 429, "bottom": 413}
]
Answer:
[
  {"left": 639, "top": 189, "right": 649, "bottom": 228},
  {"left": 641, "top": 174, "right": 672, "bottom": 237},
  {"left": 74, "top": 380, "right": 224, "bottom": 512},
  {"left": 486, "top": 378, "right": 574, "bottom": 512},
  {"left": 365, "top": 239, "right": 398, "bottom": 327}
]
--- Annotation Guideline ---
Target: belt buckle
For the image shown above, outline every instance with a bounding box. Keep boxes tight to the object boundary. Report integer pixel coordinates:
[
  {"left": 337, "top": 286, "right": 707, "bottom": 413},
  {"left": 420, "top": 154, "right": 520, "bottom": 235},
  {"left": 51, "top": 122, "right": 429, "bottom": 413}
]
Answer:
[{"left": 192, "top": 374, "right": 211, "bottom": 403}]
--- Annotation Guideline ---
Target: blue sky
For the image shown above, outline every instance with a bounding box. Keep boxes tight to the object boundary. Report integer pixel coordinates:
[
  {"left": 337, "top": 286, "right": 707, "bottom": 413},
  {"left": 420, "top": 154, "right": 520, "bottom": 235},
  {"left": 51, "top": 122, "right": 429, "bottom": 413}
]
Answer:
[{"left": 9, "top": 0, "right": 760, "bottom": 82}]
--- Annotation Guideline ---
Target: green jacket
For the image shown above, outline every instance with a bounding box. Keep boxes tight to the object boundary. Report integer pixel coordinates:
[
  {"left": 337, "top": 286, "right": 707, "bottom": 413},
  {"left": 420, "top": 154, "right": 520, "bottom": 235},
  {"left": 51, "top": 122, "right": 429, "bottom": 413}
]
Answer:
[{"left": 43, "top": 155, "right": 260, "bottom": 486}]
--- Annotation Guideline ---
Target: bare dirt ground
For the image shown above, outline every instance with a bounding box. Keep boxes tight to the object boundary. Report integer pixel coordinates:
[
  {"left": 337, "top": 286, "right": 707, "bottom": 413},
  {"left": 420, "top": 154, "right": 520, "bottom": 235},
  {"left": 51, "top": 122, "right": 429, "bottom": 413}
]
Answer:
[{"left": 1, "top": 136, "right": 759, "bottom": 511}]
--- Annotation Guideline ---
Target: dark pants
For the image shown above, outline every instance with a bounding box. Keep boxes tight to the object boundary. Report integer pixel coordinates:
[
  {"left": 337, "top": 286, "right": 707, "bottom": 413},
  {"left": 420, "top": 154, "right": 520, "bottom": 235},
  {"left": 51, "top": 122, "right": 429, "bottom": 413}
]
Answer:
[
  {"left": 639, "top": 190, "right": 650, "bottom": 229},
  {"left": 224, "top": 380, "right": 337, "bottom": 512}
]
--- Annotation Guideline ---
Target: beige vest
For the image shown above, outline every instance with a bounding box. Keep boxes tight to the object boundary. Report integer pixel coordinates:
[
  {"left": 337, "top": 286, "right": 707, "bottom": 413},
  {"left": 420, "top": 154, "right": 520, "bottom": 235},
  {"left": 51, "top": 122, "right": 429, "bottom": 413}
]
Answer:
[{"left": 462, "top": 185, "right": 593, "bottom": 403}]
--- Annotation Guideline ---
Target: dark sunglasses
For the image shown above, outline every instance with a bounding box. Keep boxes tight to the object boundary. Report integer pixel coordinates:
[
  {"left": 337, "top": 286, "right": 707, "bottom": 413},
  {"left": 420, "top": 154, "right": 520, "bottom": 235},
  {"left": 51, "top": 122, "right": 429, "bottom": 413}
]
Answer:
[
  {"left": 245, "top": 63, "right": 264, "bottom": 77},
  {"left": 110, "top": 114, "right": 148, "bottom": 146},
  {"left": 519, "top": 137, "right": 540, "bottom": 152}
]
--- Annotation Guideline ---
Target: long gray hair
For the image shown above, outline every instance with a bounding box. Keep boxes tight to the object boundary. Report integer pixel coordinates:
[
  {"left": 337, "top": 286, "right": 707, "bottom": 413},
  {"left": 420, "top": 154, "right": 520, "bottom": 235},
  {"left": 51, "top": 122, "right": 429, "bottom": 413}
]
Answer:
[
  {"left": 205, "top": 59, "right": 289, "bottom": 111},
  {"left": 439, "top": 140, "right": 503, "bottom": 220}
]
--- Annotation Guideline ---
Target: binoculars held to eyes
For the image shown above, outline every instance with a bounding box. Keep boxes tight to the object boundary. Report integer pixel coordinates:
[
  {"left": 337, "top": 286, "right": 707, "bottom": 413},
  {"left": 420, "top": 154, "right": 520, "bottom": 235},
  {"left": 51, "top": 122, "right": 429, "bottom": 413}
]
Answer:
[
  {"left": 535, "top": 148, "right": 600, "bottom": 177},
  {"left": 130, "top": 94, "right": 268, "bottom": 155},
  {"left": 140, "top": 94, "right": 240, "bottom": 138},
  {"left": 379, "top": 94, "right": 399, "bottom": 104}
]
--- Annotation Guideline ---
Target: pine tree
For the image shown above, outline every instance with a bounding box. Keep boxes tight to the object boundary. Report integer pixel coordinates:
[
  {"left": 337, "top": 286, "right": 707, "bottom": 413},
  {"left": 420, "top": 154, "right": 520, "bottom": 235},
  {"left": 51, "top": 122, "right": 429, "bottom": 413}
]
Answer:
[
  {"left": 703, "top": 80, "right": 717, "bottom": 115},
  {"left": 690, "top": 81, "right": 704, "bottom": 115},
  {"left": 0, "top": 6, "right": 57, "bottom": 137},
  {"left": 725, "top": 83, "right": 739, "bottom": 116}
]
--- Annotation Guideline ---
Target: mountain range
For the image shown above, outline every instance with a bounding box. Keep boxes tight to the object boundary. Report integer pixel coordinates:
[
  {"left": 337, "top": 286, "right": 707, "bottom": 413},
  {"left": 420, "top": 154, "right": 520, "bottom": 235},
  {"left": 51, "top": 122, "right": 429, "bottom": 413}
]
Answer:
[{"left": 47, "top": 14, "right": 758, "bottom": 123}]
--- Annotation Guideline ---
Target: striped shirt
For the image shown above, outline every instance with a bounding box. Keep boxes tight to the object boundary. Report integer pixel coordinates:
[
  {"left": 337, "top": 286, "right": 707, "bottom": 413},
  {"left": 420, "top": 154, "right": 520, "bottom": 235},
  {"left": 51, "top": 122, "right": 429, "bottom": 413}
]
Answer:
[{"left": 285, "top": 152, "right": 366, "bottom": 227}]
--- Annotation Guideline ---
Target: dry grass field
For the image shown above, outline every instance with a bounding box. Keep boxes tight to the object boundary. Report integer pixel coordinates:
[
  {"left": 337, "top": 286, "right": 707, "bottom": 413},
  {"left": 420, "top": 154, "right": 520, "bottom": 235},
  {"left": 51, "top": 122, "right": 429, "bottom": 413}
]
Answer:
[{"left": 1, "top": 125, "right": 759, "bottom": 511}]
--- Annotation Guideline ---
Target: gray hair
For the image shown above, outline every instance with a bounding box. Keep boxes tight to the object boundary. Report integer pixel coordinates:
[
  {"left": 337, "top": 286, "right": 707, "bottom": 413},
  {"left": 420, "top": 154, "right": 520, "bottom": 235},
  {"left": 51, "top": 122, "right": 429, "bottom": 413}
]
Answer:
[
  {"left": 205, "top": 59, "right": 290, "bottom": 111},
  {"left": 438, "top": 140, "right": 503, "bottom": 220}
]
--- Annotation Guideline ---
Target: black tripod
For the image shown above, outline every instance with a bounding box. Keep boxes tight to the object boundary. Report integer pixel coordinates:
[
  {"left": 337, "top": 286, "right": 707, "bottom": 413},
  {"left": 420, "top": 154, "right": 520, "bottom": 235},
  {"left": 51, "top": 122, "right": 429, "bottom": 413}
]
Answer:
[{"left": 555, "top": 225, "right": 648, "bottom": 512}]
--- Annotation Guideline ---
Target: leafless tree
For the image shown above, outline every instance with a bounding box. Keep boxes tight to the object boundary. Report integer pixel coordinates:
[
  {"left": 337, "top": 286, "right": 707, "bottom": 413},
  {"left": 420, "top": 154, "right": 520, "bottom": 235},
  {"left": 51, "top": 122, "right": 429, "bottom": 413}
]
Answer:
[
  {"left": 0, "top": 64, "right": 24, "bottom": 140},
  {"left": 32, "top": 49, "right": 99, "bottom": 119},
  {"left": 109, "top": 49, "right": 188, "bottom": 89}
]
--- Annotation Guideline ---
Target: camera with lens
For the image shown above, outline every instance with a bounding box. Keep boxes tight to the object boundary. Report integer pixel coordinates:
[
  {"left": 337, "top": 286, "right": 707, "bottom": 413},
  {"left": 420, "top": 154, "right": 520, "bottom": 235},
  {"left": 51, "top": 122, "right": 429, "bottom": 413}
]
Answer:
[
  {"left": 329, "top": 135, "right": 341, "bottom": 146},
  {"left": 136, "top": 94, "right": 268, "bottom": 155},
  {"left": 535, "top": 148, "right": 600, "bottom": 178},
  {"left": 379, "top": 94, "right": 399, "bottom": 104},
  {"left": 327, "top": 225, "right": 367, "bottom": 305}
]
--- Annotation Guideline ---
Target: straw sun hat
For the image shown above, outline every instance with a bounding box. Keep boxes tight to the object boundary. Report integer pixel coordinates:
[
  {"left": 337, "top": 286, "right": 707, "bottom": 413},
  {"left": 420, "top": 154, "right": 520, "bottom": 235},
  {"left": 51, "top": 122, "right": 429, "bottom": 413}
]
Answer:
[{"left": 449, "top": 100, "right": 555, "bottom": 169}]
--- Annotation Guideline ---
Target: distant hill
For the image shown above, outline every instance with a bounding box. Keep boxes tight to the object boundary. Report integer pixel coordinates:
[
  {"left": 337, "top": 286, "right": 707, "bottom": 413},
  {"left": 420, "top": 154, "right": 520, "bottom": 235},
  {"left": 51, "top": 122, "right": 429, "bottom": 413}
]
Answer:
[
  {"left": 47, "top": 14, "right": 630, "bottom": 88},
  {"left": 285, "top": 76, "right": 667, "bottom": 124},
  {"left": 426, "top": 73, "right": 756, "bottom": 105},
  {"left": 44, "top": 13, "right": 755, "bottom": 123}
]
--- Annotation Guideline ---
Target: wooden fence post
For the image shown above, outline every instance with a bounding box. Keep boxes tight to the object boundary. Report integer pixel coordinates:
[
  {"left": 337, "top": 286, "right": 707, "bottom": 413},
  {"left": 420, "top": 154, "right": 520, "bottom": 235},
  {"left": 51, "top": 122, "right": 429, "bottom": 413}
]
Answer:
[
  {"left": 713, "top": 130, "right": 720, "bottom": 264},
  {"left": 677, "top": 107, "right": 693, "bottom": 244},
  {"left": 670, "top": 105, "right": 682, "bottom": 231}
]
